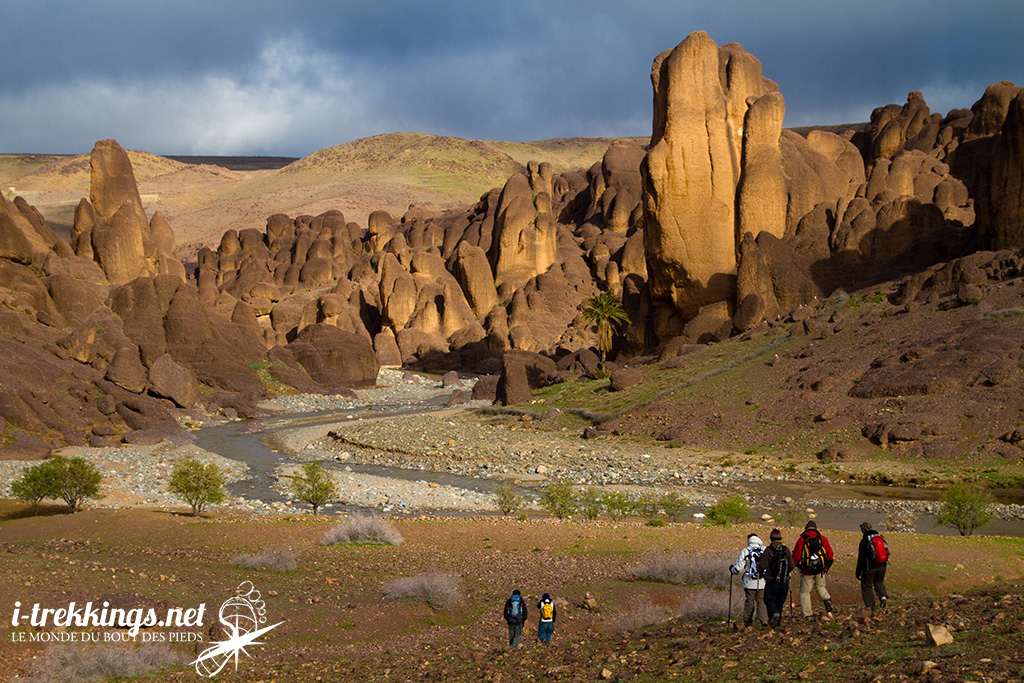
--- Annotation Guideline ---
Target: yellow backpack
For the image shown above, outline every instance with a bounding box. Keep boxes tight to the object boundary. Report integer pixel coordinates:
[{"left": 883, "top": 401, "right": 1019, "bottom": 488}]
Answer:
[{"left": 541, "top": 601, "right": 554, "bottom": 620}]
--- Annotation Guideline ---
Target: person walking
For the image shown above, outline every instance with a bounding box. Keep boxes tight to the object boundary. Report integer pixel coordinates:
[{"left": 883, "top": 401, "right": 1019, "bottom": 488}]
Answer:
[
  {"left": 730, "top": 533, "right": 769, "bottom": 627},
  {"left": 537, "top": 593, "right": 557, "bottom": 643},
  {"left": 758, "top": 528, "right": 793, "bottom": 629},
  {"left": 503, "top": 589, "right": 528, "bottom": 648},
  {"left": 856, "top": 522, "right": 889, "bottom": 611},
  {"left": 792, "top": 520, "right": 834, "bottom": 618}
]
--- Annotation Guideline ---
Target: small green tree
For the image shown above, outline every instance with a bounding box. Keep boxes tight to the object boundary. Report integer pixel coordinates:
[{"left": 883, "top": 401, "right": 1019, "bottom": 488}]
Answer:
[
  {"left": 47, "top": 456, "right": 103, "bottom": 513},
  {"left": 291, "top": 462, "right": 337, "bottom": 515},
  {"left": 168, "top": 459, "right": 225, "bottom": 516},
  {"left": 579, "top": 292, "right": 631, "bottom": 362},
  {"left": 634, "top": 493, "right": 662, "bottom": 521},
  {"left": 10, "top": 460, "right": 61, "bottom": 514},
  {"left": 659, "top": 491, "right": 688, "bottom": 522},
  {"left": 575, "top": 486, "right": 603, "bottom": 521},
  {"left": 495, "top": 483, "right": 525, "bottom": 516},
  {"left": 935, "top": 484, "right": 994, "bottom": 536},
  {"left": 538, "top": 480, "right": 576, "bottom": 520},
  {"left": 706, "top": 494, "right": 749, "bottom": 526},
  {"left": 601, "top": 490, "right": 635, "bottom": 522}
]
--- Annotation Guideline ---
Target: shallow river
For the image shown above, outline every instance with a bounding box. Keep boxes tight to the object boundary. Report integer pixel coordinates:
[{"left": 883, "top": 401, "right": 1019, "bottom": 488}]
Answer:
[{"left": 194, "top": 403, "right": 1024, "bottom": 537}]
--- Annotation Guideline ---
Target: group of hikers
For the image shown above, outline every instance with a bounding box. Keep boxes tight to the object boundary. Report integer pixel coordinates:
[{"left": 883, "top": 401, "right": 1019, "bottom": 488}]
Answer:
[
  {"left": 730, "top": 520, "right": 889, "bottom": 629},
  {"left": 502, "top": 520, "right": 889, "bottom": 646}
]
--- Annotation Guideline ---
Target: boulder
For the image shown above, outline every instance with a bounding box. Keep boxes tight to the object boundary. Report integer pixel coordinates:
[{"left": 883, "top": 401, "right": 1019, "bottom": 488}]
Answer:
[
  {"left": 609, "top": 367, "right": 644, "bottom": 391},
  {"left": 288, "top": 323, "right": 379, "bottom": 389},
  {"left": 496, "top": 356, "right": 532, "bottom": 406},
  {"left": 106, "top": 346, "right": 149, "bottom": 394},
  {"left": 147, "top": 354, "right": 199, "bottom": 408}
]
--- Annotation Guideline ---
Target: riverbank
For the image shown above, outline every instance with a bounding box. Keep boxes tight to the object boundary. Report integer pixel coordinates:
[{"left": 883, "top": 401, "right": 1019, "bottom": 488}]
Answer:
[{"left": 1, "top": 368, "right": 1023, "bottom": 533}]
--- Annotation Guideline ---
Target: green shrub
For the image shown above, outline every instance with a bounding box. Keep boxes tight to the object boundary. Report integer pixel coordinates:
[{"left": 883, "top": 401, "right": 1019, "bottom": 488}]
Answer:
[
  {"left": 634, "top": 493, "right": 661, "bottom": 520},
  {"left": 10, "top": 460, "right": 61, "bottom": 514},
  {"left": 574, "top": 486, "right": 603, "bottom": 521},
  {"left": 291, "top": 462, "right": 336, "bottom": 515},
  {"left": 706, "top": 494, "right": 749, "bottom": 526},
  {"left": 168, "top": 459, "right": 225, "bottom": 516},
  {"left": 935, "top": 483, "right": 994, "bottom": 536},
  {"left": 494, "top": 483, "right": 525, "bottom": 516},
  {"left": 774, "top": 500, "right": 807, "bottom": 528},
  {"left": 538, "top": 480, "right": 576, "bottom": 520},
  {"left": 659, "top": 491, "right": 688, "bottom": 522},
  {"left": 646, "top": 519, "right": 665, "bottom": 527},
  {"left": 49, "top": 456, "right": 103, "bottom": 513},
  {"left": 600, "top": 490, "right": 634, "bottom": 522}
]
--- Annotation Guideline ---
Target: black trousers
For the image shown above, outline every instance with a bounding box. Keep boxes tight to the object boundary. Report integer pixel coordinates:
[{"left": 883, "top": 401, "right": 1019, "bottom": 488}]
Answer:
[
  {"left": 764, "top": 580, "right": 789, "bottom": 619},
  {"left": 860, "top": 564, "right": 888, "bottom": 609}
]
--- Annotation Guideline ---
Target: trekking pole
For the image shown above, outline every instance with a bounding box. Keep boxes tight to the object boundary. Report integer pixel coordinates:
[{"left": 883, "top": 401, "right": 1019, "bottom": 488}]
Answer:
[{"left": 727, "top": 570, "right": 734, "bottom": 624}]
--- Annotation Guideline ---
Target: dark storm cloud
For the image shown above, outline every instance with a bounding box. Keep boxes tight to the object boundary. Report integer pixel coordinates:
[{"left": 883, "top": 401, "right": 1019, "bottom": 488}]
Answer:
[{"left": 0, "top": 0, "right": 1020, "bottom": 155}]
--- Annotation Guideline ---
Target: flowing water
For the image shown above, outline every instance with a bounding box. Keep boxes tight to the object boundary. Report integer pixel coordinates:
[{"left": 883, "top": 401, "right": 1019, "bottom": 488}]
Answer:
[{"left": 194, "top": 403, "right": 1024, "bottom": 537}]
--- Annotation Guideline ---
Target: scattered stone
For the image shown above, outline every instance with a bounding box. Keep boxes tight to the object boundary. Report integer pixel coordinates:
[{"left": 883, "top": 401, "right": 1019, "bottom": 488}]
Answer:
[{"left": 926, "top": 623, "right": 954, "bottom": 646}]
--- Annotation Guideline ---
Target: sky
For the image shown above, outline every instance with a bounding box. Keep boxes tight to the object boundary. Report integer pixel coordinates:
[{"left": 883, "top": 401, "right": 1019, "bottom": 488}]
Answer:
[{"left": 1, "top": 0, "right": 1022, "bottom": 157}]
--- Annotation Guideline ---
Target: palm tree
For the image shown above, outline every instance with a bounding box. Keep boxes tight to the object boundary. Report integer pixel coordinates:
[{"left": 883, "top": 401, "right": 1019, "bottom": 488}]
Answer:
[{"left": 579, "top": 292, "right": 630, "bottom": 361}]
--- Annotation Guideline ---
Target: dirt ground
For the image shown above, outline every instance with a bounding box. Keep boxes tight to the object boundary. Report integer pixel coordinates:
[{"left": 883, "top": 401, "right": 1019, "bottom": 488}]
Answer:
[{"left": 0, "top": 504, "right": 1021, "bottom": 682}]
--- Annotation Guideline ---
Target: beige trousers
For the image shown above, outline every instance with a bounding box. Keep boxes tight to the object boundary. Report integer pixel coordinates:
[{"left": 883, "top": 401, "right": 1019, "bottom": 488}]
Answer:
[{"left": 799, "top": 573, "right": 830, "bottom": 616}]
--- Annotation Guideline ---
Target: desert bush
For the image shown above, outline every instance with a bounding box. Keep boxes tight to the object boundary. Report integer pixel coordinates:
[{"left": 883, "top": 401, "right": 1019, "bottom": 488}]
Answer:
[
  {"left": 679, "top": 588, "right": 740, "bottom": 622},
  {"left": 494, "top": 483, "right": 525, "bottom": 516},
  {"left": 600, "top": 490, "right": 634, "bottom": 521},
  {"left": 574, "top": 486, "right": 603, "bottom": 520},
  {"left": 634, "top": 493, "right": 661, "bottom": 520},
  {"left": 25, "top": 643, "right": 185, "bottom": 683},
  {"left": 291, "top": 462, "right": 336, "bottom": 515},
  {"left": 774, "top": 499, "right": 807, "bottom": 528},
  {"left": 705, "top": 494, "right": 749, "bottom": 525},
  {"left": 633, "top": 551, "right": 733, "bottom": 589},
  {"left": 10, "top": 460, "right": 61, "bottom": 514},
  {"left": 44, "top": 456, "right": 103, "bottom": 513},
  {"left": 538, "top": 479, "right": 576, "bottom": 520},
  {"left": 659, "top": 491, "right": 688, "bottom": 522},
  {"left": 935, "top": 483, "right": 994, "bottom": 536},
  {"left": 607, "top": 596, "right": 672, "bottom": 632},
  {"left": 168, "top": 458, "right": 224, "bottom": 516},
  {"left": 383, "top": 571, "right": 461, "bottom": 609},
  {"left": 232, "top": 549, "right": 298, "bottom": 572},
  {"left": 321, "top": 515, "right": 404, "bottom": 546}
]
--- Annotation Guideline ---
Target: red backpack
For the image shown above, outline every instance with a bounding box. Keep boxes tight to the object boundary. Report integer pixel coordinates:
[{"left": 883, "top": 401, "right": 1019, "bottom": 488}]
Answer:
[{"left": 867, "top": 532, "right": 889, "bottom": 564}]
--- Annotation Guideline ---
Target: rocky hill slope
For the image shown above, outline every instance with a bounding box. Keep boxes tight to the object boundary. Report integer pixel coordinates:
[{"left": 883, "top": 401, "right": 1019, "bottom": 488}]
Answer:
[{"left": 0, "top": 31, "right": 1021, "bottom": 477}]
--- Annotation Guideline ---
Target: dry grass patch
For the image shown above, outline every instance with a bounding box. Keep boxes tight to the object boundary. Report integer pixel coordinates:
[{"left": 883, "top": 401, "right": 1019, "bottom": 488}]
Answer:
[
  {"left": 25, "top": 643, "right": 186, "bottom": 683},
  {"left": 232, "top": 549, "right": 298, "bottom": 572},
  {"left": 383, "top": 571, "right": 462, "bottom": 609},
  {"left": 321, "top": 515, "right": 404, "bottom": 546},
  {"left": 633, "top": 551, "right": 733, "bottom": 589}
]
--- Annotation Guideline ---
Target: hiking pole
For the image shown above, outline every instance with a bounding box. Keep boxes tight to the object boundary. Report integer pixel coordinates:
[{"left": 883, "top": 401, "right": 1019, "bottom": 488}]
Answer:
[{"left": 727, "top": 570, "right": 734, "bottom": 624}]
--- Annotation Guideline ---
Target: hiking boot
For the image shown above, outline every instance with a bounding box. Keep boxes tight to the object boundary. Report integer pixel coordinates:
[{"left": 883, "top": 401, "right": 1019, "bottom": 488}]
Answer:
[
  {"left": 880, "top": 596, "right": 887, "bottom": 610},
  {"left": 824, "top": 599, "right": 833, "bottom": 615},
  {"left": 770, "top": 613, "right": 782, "bottom": 629}
]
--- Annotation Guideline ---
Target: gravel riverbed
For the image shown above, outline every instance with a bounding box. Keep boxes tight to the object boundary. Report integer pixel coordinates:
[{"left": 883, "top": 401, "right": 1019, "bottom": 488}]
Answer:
[{"left": 1, "top": 368, "right": 1022, "bottom": 529}]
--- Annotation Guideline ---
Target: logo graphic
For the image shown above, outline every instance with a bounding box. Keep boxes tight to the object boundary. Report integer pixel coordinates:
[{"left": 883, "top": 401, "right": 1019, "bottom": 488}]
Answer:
[{"left": 191, "top": 581, "right": 283, "bottom": 677}]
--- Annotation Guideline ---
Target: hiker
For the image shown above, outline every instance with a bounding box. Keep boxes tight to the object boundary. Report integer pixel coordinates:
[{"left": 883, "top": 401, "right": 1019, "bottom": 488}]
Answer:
[
  {"left": 730, "top": 533, "right": 769, "bottom": 627},
  {"left": 503, "top": 589, "right": 528, "bottom": 648},
  {"left": 792, "top": 520, "right": 834, "bottom": 617},
  {"left": 758, "top": 528, "right": 793, "bottom": 629},
  {"left": 537, "top": 593, "right": 556, "bottom": 643},
  {"left": 855, "top": 522, "right": 889, "bottom": 611}
]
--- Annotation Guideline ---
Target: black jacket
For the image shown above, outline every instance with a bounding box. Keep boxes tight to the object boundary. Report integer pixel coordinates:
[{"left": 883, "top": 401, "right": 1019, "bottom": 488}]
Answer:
[
  {"left": 856, "top": 533, "right": 886, "bottom": 579},
  {"left": 504, "top": 596, "right": 527, "bottom": 624}
]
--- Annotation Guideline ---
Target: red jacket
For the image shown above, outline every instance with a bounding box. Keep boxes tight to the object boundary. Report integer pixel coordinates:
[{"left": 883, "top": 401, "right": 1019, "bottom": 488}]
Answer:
[{"left": 791, "top": 529, "right": 834, "bottom": 575}]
